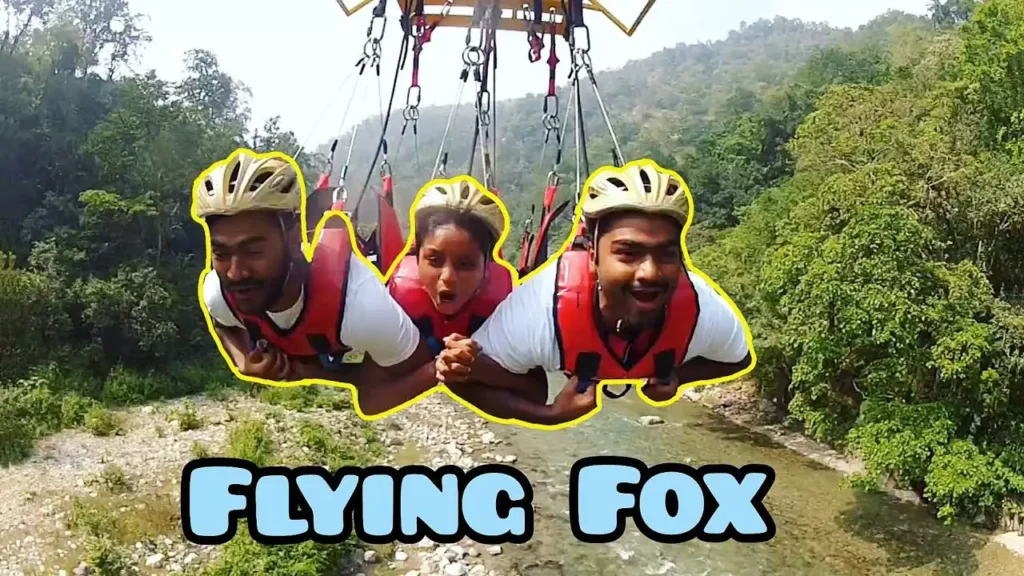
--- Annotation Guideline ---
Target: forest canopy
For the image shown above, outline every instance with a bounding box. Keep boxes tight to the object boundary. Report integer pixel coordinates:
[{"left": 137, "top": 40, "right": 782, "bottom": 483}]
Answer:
[{"left": 2, "top": 0, "right": 1024, "bottom": 526}]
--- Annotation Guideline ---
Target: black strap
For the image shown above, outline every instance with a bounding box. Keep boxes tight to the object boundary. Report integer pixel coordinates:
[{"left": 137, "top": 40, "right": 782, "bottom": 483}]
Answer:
[
  {"left": 245, "top": 323, "right": 263, "bottom": 352},
  {"left": 653, "top": 350, "right": 676, "bottom": 380}
]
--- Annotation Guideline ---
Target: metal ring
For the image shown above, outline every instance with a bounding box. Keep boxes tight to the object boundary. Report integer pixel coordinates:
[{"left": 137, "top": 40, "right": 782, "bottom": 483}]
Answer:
[{"left": 463, "top": 46, "right": 484, "bottom": 66}]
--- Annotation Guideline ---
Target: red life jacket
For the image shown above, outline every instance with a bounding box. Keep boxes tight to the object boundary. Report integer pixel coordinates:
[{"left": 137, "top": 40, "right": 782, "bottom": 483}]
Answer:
[
  {"left": 389, "top": 254, "right": 512, "bottom": 353},
  {"left": 553, "top": 249, "right": 699, "bottom": 381},
  {"left": 222, "top": 216, "right": 353, "bottom": 361}
]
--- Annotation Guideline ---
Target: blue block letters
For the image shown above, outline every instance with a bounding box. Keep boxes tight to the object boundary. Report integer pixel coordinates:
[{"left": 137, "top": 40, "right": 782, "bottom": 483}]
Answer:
[
  {"left": 180, "top": 459, "right": 534, "bottom": 546},
  {"left": 570, "top": 456, "right": 775, "bottom": 543}
]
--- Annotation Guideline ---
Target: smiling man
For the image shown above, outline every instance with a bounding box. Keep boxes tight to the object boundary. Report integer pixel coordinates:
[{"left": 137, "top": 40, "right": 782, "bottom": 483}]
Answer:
[
  {"left": 438, "top": 160, "right": 753, "bottom": 425},
  {"left": 194, "top": 149, "right": 436, "bottom": 416}
]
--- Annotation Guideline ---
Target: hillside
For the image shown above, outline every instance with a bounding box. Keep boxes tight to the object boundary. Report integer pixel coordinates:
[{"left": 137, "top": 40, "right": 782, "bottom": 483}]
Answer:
[{"left": 332, "top": 11, "right": 933, "bottom": 240}]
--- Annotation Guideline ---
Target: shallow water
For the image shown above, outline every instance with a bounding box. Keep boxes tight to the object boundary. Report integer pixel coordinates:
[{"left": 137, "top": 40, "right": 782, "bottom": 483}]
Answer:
[{"left": 486, "top": 378, "right": 1024, "bottom": 576}]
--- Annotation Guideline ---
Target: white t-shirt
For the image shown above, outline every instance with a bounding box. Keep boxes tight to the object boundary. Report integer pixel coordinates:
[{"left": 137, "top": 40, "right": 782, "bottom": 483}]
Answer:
[
  {"left": 203, "top": 256, "right": 420, "bottom": 368},
  {"left": 472, "top": 263, "right": 750, "bottom": 375}
]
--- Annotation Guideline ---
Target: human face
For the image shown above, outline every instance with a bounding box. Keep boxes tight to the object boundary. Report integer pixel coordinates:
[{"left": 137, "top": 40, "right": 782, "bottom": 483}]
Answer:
[
  {"left": 417, "top": 223, "right": 487, "bottom": 316},
  {"left": 592, "top": 212, "right": 683, "bottom": 331},
  {"left": 209, "top": 211, "right": 293, "bottom": 315}
]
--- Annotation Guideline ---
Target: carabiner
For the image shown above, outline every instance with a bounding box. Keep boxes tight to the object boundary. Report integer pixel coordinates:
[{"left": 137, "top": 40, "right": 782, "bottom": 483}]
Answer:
[{"left": 546, "top": 171, "right": 560, "bottom": 189}]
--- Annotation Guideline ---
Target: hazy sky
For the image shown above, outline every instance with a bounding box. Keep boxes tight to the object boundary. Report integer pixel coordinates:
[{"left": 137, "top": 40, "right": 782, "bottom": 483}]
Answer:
[{"left": 129, "top": 0, "right": 932, "bottom": 148}]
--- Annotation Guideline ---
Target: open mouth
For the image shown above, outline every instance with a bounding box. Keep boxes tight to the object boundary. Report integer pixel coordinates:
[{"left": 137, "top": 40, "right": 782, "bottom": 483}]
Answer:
[
  {"left": 437, "top": 289, "right": 458, "bottom": 304},
  {"left": 229, "top": 285, "right": 262, "bottom": 300},
  {"left": 629, "top": 287, "right": 665, "bottom": 306}
]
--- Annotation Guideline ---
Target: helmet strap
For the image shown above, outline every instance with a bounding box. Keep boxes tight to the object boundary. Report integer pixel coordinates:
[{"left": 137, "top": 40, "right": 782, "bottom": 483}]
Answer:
[{"left": 265, "top": 213, "right": 298, "bottom": 311}]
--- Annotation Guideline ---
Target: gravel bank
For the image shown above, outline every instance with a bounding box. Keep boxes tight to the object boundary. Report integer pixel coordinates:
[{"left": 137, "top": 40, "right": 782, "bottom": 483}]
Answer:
[{"left": 0, "top": 390, "right": 518, "bottom": 576}]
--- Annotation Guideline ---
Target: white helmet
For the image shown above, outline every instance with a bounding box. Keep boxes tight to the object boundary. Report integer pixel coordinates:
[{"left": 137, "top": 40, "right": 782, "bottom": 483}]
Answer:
[
  {"left": 415, "top": 177, "right": 505, "bottom": 240},
  {"left": 194, "top": 150, "right": 301, "bottom": 219},
  {"left": 581, "top": 161, "right": 690, "bottom": 227}
]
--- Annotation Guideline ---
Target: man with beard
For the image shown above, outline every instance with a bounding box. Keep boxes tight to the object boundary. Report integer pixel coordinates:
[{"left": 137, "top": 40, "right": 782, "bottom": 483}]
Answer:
[
  {"left": 195, "top": 149, "right": 441, "bottom": 416},
  {"left": 436, "top": 160, "right": 753, "bottom": 426}
]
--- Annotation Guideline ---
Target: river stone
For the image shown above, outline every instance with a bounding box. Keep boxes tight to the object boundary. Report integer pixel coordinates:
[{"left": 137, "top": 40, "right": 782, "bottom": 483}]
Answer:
[
  {"left": 145, "top": 553, "right": 164, "bottom": 568},
  {"left": 469, "top": 564, "right": 487, "bottom": 576},
  {"left": 395, "top": 550, "right": 409, "bottom": 561},
  {"left": 638, "top": 416, "right": 665, "bottom": 426},
  {"left": 467, "top": 547, "right": 480, "bottom": 557},
  {"left": 364, "top": 550, "right": 379, "bottom": 563},
  {"left": 486, "top": 545, "right": 502, "bottom": 556},
  {"left": 444, "top": 561, "right": 468, "bottom": 576}
]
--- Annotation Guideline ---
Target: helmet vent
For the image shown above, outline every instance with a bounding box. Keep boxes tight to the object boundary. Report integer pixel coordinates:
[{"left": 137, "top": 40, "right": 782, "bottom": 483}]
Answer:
[
  {"left": 607, "top": 177, "right": 628, "bottom": 192},
  {"left": 435, "top": 186, "right": 448, "bottom": 196},
  {"left": 480, "top": 195, "right": 495, "bottom": 205},
  {"left": 251, "top": 172, "right": 273, "bottom": 191},
  {"left": 639, "top": 170, "right": 652, "bottom": 193},
  {"left": 665, "top": 181, "right": 680, "bottom": 197},
  {"left": 228, "top": 163, "right": 241, "bottom": 194},
  {"left": 460, "top": 184, "right": 471, "bottom": 200},
  {"left": 204, "top": 180, "right": 215, "bottom": 196}
]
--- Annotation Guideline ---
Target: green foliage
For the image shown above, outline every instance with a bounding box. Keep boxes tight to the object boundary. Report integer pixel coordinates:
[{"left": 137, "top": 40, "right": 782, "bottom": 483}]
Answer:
[
  {"left": 227, "top": 419, "right": 275, "bottom": 467},
  {"left": 202, "top": 525, "right": 351, "bottom": 576},
  {"left": 256, "top": 384, "right": 352, "bottom": 412},
  {"left": 84, "top": 405, "right": 121, "bottom": 437},
  {"left": 170, "top": 399, "right": 205, "bottom": 431},
  {"left": 295, "top": 419, "right": 379, "bottom": 469},
  {"left": 692, "top": 0, "right": 1024, "bottom": 524},
  {"left": 0, "top": 377, "right": 98, "bottom": 465}
]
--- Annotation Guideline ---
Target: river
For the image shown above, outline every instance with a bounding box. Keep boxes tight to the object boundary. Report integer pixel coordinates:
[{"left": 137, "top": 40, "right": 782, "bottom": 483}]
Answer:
[{"left": 479, "top": 380, "right": 1024, "bottom": 576}]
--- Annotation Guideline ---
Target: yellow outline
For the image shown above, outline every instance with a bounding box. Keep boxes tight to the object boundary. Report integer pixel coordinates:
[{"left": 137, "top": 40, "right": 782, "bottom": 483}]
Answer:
[
  {"left": 192, "top": 151, "right": 755, "bottom": 432},
  {"left": 502, "top": 158, "right": 758, "bottom": 424}
]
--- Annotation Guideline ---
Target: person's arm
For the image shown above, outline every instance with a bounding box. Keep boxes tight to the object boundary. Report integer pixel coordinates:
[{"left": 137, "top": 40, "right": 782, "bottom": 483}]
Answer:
[
  {"left": 339, "top": 258, "right": 440, "bottom": 416},
  {"left": 213, "top": 324, "right": 249, "bottom": 369},
  {"left": 447, "top": 375, "right": 594, "bottom": 426},
  {"left": 469, "top": 356, "right": 549, "bottom": 404},
  {"left": 680, "top": 271, "right": 754, "bottom": 381},
  {"left": 446, "top": 382, "right": 561, "bottom": 424},
  {"left": 464, "top": 266, "right": 561, "bottom": 398},
  {"left": 674, "top": 353, "right": 753, "bottom": 385},
  {"left": 202, "top": 271, "right": 252, "bottom": 370},
  {"left": 354, "top": 341, "right": 439, "bottom": 417},
  {"left": 643, "top": 272, "right": 754, "bottom": 402}
]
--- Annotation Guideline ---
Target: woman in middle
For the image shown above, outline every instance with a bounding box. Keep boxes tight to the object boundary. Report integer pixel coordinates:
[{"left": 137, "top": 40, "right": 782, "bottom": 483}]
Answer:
[{"left": 388, "top": 177, "right": 513, "bottom": 367}]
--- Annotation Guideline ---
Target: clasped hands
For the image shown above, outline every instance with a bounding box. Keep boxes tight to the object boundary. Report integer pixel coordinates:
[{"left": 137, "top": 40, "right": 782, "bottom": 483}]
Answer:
[{"left": 433, "top": 333, "right": 479, "bottom": 384}]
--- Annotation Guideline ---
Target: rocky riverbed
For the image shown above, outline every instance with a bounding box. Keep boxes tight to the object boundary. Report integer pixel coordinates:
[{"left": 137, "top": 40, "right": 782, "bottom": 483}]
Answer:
[{"left": 0, "top": 389, "right": 519, "bottom": 576}]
